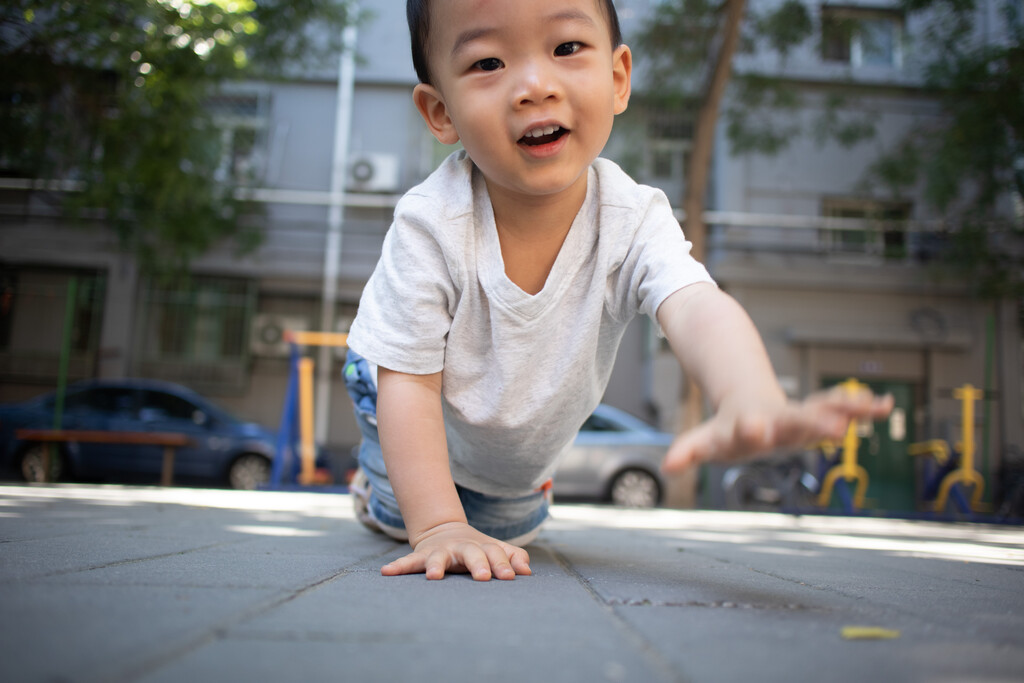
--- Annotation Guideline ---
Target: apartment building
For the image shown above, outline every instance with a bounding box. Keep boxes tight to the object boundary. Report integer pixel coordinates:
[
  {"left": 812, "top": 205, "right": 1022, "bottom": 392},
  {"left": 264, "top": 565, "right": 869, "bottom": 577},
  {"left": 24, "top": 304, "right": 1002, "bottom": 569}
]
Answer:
[
  {"left": 1, "top": 0, "right": 1019, "bottom": 511},
  {"left": 625, "top": 0, "right": 1023, "bottom": 510}
]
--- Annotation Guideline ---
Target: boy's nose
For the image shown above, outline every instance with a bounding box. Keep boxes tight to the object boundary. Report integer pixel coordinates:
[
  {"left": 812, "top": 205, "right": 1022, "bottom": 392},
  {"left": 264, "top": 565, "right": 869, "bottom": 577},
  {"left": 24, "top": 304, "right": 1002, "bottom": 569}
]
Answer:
[{"left": 512, "top": 61, "right": 562, "bottom": 107}]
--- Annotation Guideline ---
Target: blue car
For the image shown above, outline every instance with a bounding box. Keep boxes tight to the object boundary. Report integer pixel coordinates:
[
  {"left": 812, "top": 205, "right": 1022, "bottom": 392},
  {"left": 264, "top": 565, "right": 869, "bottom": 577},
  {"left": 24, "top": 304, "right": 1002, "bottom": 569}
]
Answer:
[
  {"left": 555, "top": 403, "right": 674, "bottom": 508},
  {"left": 0, "top": 379, "right": 282, "bottom": 489}
]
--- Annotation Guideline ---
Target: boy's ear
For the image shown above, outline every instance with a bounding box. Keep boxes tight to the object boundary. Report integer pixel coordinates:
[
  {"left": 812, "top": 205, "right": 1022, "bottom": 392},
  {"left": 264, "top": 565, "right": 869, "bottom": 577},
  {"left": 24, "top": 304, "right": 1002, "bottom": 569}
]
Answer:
[
  {"left": 413, "top": 83, "right": 460, "bottom": 145},
  {"left": 612, "top": 44, "right": 632, "bottom": 115}
]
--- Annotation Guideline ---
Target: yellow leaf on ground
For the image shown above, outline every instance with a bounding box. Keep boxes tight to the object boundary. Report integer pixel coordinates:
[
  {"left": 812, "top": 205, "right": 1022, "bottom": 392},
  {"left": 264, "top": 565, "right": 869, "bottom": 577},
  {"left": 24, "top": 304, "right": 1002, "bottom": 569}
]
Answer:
[{"left": 841, "top": 626, "right": 902, "bottom": 640}]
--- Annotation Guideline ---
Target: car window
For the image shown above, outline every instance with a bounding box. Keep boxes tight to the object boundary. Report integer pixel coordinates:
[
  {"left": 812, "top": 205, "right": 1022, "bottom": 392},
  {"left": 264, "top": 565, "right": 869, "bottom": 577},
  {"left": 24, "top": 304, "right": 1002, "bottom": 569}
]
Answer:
[
  {"left": 580, "top": 414, "right": 626, "bottom": 432},
  {"left": 139, "top": 390, "right": 199, "bottom": 422},
  {"left": 64, "top": 388, "right": 137, "bottom": 417}
]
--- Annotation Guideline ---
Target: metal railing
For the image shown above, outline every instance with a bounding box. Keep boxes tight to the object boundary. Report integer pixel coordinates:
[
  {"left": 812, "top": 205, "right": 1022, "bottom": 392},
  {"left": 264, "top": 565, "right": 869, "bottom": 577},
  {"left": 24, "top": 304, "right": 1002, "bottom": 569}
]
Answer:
[{"left": 701, "top": 210, "right": 1019, "bottom": 264}]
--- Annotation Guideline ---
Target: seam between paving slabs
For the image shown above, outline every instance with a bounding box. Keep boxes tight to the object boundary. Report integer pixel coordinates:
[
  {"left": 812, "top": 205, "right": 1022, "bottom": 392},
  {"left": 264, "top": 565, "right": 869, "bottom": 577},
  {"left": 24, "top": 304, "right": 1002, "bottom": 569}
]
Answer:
[
  {"left": 681, "top": 547, "right": 891, "bottom": 615},
  {"left": 542, "top": 543, "right": 691, "bottom": 683},
  {"left": 103, "top": 546, "right": 399, "bottom": 683},
  {"left": 3, "top": 541, "right": 243, "bottom": 582}
]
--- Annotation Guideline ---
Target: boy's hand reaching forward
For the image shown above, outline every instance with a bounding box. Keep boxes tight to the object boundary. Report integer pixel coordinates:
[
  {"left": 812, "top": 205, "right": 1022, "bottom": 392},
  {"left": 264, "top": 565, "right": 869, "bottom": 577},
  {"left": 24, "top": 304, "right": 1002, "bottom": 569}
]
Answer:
[
  {"left": 656, "top": 283, "right": 894, "bottom": 473},
  {"left": 662, "top": 385, "right": 894, "bottom": 472},
  {"left": 381, "top": 521, "right": 531, "bottom": 581}
]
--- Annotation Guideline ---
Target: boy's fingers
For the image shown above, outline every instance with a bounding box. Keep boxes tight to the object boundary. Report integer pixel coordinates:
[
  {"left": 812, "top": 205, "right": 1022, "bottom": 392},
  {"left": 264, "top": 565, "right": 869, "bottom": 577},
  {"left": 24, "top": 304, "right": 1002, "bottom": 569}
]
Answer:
[
  {"left": 871, "top": 393, "right": 896, "bottom": 416},
  {"left": 425, "top": 549, "right": 455, "bottom": 580},
  {"left": 381, "top": 529, "right": 534, "bottom": 581},
  {"left": 663, "top": 391, "right": 895, "bottom": 473},
  {"left": 381, "top": 552, "right": 427, "bottom": 577},
  {"left": 664, "top": 413, "right": 764, "bottom": 471},
  {"left": 662, "top": 425, "right": 712, "bottom": 472},
  {"left": 483, "top": 544, "right": 516, "bottom": 580},
  {"left": 664, "top": 408, "right": 837, "bottom": 471},
  {"left": 459, "top": 544, "right": 494, "bottom": 581},
  {"left": 804, "top": 392, "right": 894, "bottom": 435},
  {"left": 822, "top": 386, "right": 894, "bottom": 416},
  {"left": 490, "top": 544, "right": 532, "bottom": 576},
  {"left": 506, "top": 545, "right": 532, "bottom": 575},
  {"left": 776, "top": 403, "right": 847, "bottom": 444}
]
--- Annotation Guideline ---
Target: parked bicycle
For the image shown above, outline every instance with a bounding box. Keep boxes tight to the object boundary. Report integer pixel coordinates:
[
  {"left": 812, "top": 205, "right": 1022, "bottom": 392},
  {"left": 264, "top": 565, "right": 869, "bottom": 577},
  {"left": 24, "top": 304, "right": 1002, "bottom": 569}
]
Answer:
[
  {"left": 996, "top": 446, "right": 1024, "bottom": 523},
  {"left": 722, "top": 453, "right": 820, "bottom": 513}
]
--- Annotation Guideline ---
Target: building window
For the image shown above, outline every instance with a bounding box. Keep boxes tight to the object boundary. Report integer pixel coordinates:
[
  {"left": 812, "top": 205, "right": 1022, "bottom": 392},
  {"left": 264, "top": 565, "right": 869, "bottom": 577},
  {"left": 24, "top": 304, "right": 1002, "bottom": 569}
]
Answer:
[
  {"left": 822, "top": 198, "right": 911, "bottom": 260},
  {"left": 208, "top": 90, "right": 270, "bottom": 186},
  {"left": 821, "top": 7, "right": 903, "bottom": 68},
  {"left": 640, "top": 105, "right": 693, "bottom": 200},
  {"left": 134, "top": 276, "right": 256, "bottom": 392},
  {"left": 0, "top": 267, "right": 106, "bottom": 383}
]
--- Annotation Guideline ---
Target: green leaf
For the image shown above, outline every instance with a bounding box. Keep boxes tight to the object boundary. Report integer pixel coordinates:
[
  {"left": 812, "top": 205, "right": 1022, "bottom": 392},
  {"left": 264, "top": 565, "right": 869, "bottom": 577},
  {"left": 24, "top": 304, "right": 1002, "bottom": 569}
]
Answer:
[{"left": 0, "top": 0, "right": 359, "bottom": 278}]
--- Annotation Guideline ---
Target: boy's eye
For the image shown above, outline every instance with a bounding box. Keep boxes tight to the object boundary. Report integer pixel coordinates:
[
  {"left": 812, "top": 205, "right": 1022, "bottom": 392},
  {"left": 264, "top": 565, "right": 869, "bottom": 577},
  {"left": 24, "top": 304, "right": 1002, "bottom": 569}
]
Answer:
[
  {"left": 474, "top": 57, "right": 503, "bottom": 71},
  {"left": 554, "top": 41, "right": 582, "bottom": 56}
]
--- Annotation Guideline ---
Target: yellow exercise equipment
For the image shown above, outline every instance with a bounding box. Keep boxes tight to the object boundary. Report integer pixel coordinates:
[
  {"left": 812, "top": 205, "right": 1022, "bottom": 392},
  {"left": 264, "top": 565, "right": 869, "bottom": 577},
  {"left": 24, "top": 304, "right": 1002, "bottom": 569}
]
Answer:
[
  {"left": 272, "top": 330, "right": 348, "bottom": 486},
  {"left": 289, "top": 332, "right": 349, "bottom": 485},
  {"left": 907, "top": 383, "right": 987, "bottom": 514},
  {"left": 815, "top": 378, "right": 871, "bottom": 512},
  {"left": 934, "top": 384, "right": 986, "bottom": 513}
]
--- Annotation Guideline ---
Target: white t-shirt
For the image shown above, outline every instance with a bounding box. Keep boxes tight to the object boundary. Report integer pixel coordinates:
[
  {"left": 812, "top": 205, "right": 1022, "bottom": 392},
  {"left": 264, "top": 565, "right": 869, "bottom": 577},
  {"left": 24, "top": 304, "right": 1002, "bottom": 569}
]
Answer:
[{"left": 347, "top": 151, "right": 714, "bottom": 496}]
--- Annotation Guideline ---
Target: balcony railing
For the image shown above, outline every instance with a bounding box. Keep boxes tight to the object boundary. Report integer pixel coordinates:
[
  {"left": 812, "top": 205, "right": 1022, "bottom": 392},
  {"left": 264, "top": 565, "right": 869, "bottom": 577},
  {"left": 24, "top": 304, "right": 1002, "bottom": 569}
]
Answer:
[
  {"left": 702, "top": 210, "right": 988, "bottom": 264},
  {"left": 3, "top": 178, "right": 1019, "bottom": 267}
]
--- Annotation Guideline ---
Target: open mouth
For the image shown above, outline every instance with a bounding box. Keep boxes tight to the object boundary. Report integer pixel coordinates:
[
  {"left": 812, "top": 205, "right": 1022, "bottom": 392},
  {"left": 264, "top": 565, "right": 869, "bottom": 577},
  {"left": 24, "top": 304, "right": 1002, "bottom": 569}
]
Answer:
[{"left": 519, "top": 125, "right": 568, "bottom": 146}]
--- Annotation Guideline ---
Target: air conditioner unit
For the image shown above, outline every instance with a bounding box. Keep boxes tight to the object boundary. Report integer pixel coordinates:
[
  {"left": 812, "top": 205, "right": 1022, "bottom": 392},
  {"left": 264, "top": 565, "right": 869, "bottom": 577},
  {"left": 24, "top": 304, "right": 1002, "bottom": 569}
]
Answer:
[
  {"left": 347, "top": 153, "right": 400, "bottom": 193},
  {"left": 250, "top": 314, "right": 309, "bottom": 357}
]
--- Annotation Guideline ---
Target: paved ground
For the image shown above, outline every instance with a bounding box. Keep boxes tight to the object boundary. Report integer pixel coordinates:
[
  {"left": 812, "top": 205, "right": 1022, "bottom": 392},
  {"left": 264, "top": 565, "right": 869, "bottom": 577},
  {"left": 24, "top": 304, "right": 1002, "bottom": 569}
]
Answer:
[{"left": 1, "top": 483, "right": 1023, "bottom": 683}]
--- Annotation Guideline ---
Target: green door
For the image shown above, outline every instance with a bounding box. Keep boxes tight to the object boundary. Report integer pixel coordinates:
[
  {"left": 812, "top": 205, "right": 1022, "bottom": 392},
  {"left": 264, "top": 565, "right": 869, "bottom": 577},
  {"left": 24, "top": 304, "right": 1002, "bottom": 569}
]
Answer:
[{"left": 823, "top": 378, "right": 916, "bottom": 513}]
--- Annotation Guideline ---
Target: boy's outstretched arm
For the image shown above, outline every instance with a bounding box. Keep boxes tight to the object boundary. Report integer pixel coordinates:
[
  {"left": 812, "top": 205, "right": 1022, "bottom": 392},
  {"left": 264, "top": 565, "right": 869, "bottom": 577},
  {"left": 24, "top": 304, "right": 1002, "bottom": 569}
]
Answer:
[
  {"left": 656, "top": 283, "right": 894, "bottom": 472},
  {"left": 375, "top": 367, "right": 532, "bottom": 581}
]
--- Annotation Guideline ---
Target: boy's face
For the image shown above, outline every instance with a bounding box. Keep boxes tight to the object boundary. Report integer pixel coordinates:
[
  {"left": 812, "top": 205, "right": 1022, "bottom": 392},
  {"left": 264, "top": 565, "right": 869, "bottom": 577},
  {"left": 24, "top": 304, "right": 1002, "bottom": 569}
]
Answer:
[{"left": 413, "top": 0, "right": 631, "bottom": 203}]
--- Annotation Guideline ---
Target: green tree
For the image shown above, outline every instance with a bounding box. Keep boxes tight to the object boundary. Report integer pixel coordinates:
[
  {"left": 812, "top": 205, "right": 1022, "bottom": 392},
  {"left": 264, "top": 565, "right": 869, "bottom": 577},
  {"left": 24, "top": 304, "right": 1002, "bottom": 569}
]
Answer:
[
  {"left": 864, "top": 0, "right": 1024, "bottom": 298},
  {"left": 632, "top": 0, "right": 751, "bottom": 435},
  {"left": 631, "top": 0, "right": 1022, "bottom": 471},
  {"left": 0, "top": 0, "right": 357, "bottom": 278},
  {"left": 632, "top": 0, "right": 1022, "bottom": 296}
]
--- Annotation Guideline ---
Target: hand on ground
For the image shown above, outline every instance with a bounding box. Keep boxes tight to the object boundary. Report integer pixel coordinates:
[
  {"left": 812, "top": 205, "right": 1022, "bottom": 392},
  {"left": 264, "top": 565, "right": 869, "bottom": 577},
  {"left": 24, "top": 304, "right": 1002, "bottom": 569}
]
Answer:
[
  {"left": 663, "top": 385, "right": 894, "bottom": 472},
  {"left": 381, "top": 521, "right": 531, "bottom": 581}
]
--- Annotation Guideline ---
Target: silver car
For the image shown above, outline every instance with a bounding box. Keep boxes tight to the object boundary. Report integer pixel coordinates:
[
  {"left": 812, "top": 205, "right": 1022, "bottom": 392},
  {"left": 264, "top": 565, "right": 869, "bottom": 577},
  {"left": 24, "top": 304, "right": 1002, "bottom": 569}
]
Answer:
[{"left": 554, "top": 404, "right": 673, "bottom": 508}]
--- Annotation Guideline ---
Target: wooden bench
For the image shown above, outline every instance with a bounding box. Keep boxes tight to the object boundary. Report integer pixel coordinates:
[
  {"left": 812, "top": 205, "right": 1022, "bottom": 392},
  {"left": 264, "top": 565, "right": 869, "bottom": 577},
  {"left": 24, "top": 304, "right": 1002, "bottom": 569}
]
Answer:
[{"left": 15, "top": 429, "right": 193, "bottom": 486}]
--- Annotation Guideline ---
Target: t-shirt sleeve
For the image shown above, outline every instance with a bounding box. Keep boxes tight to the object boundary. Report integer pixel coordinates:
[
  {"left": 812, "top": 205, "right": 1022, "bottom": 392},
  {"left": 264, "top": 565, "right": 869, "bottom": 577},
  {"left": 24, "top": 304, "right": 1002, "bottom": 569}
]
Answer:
[
  {"left": 346, "top": 195, "right": 458, "bottom": 375},
  {"left": 624, "top": 189, "right": 716, "bottom": 329}
]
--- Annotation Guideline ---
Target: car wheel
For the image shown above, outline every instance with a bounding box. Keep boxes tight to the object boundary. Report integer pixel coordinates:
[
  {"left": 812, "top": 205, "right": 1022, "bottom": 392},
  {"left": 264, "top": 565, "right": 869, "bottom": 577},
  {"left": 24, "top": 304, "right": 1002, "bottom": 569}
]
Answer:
[
  {"left": 20, "top": 443, "right": 65, "bottom": 483},
  {"left": 228, "top": 454, "right": 271, "bottom": 490},
  {"left": 609, "top": 469, "right": 660, "bottom": 508}
]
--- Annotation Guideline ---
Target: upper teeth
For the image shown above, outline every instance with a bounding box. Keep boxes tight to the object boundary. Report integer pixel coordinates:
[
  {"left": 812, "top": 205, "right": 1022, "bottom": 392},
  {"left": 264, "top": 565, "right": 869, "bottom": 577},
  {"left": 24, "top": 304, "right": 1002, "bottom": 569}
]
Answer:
[{"left": 525, "top": 125, "right": 560, "bottom": 138}]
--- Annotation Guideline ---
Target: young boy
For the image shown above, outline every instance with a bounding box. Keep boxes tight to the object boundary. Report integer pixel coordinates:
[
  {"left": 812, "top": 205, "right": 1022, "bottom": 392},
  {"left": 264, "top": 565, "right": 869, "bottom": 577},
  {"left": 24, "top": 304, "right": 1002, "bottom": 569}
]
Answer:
[{"left": 344, "top": 0, "right": 893, "bottom": 581}]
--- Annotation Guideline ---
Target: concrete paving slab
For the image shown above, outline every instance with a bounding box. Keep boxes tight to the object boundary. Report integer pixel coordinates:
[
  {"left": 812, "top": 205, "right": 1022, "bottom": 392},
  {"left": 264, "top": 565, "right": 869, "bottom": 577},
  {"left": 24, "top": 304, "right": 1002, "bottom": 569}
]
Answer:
[
  {"left": 143, "top": 551, "right": 679, "bottom": 683},
  {"left": 1, "top": 484, "right": 1022, "bottom": 683},
  {"left": 542, "top": 507, "right": 1024, "bottom": 682}
]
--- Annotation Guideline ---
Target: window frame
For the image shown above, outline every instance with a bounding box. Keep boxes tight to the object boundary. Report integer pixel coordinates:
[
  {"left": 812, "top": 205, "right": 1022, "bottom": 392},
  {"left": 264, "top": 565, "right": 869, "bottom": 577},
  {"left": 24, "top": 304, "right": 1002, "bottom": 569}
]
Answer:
[
  {"left": 820, "top": 6, "right": 904, "bottom": 69},
  {"left": 133, "top": 275, "right": 256, "bottom": 393},
  {"left": 0, "top": 266, "right": 106, "bottom": 383},
  {"left": 821, "top": 197, "right": 913, "bottom": 261},
  {"left": 207, "top": 89, "right": 271, "bottom": 187}
]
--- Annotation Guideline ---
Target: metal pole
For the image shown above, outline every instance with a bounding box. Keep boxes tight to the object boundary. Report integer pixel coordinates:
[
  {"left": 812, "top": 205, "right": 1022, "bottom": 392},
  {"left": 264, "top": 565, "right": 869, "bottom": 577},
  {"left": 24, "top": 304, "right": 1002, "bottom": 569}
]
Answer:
[
  {"left": 299, "top": 357, "right": 317, "bottom": 485},
  {"left": 316, "top": 20, "right": 358, "bottom": 444},
  {"left": 46, "top": 276, "right": 77, "bottom": 481},
  {"left": 53, "top": 276, "right": 77, "bottom": 430}
]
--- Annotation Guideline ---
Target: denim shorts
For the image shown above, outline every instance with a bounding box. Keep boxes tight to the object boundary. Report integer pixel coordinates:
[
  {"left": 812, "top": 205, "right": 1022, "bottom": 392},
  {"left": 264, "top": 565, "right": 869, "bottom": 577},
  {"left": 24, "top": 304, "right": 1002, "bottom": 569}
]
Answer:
[{"left": 342, "top": 350, "right": 550, "bottom": 542}]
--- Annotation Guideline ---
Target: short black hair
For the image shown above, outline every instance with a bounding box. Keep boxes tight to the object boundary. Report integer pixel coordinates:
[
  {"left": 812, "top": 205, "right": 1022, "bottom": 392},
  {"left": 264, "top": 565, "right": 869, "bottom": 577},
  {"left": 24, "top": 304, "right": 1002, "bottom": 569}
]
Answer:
[{"left": 408, "top": 0, "right": 623, "bottom": 85}]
